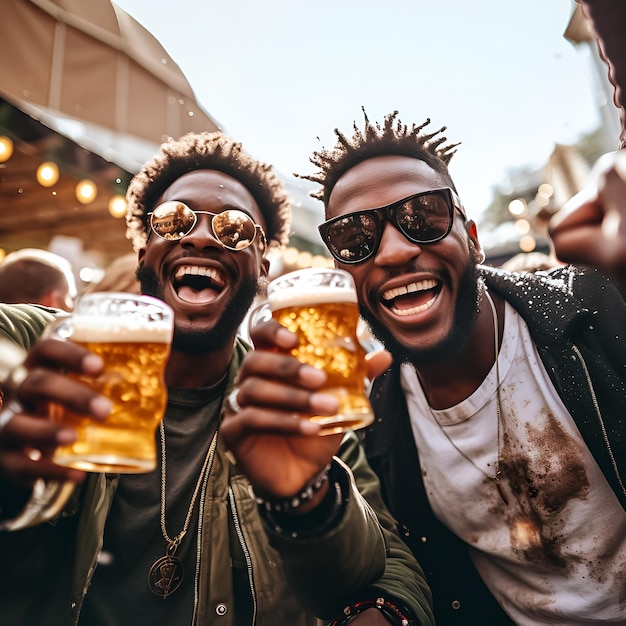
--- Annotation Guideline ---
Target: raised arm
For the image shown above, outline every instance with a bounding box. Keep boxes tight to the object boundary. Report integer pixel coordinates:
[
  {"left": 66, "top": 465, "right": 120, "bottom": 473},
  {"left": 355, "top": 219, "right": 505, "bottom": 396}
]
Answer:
[
  {"left": 0, "top": 304, "right": 110, "bottom": 529},
  {"left": 220, "top": 320, "right": 434, "bottom": 625},
  {"left": 549, "top": 150, "right": 626, "bottom": 284}
]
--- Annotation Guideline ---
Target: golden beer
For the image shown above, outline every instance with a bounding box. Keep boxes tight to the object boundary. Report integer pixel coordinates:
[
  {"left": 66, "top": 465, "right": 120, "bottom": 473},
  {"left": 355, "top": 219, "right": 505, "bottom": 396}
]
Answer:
[
  {"left": 268, "top": 269, "right": 374, "bottom": 435},
  {"left": 48, "top": 294, "right": 173, "bottom": 473}
]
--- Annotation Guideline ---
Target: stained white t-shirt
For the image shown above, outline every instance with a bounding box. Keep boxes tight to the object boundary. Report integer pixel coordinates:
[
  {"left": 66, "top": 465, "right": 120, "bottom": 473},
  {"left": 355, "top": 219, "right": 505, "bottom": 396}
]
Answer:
[{"left": 401, "top": 301, "right": 626, "bottom": 624}]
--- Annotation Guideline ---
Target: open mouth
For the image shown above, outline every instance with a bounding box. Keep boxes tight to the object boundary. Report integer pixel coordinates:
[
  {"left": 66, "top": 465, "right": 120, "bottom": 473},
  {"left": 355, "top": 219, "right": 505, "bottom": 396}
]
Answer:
[
  {"left": 173, "top": 265, "right": 226, "bottom": 304},
  {"left": 381, "top": 278, "right": 441, "bottom": 316}
]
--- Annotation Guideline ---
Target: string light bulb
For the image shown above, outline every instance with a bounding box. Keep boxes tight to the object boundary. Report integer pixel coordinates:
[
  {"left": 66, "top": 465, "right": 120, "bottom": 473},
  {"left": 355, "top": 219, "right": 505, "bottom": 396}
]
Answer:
[
  {"left": 108, "top": 195, "right": 127, "bottom": 218},
  {"left": 519, "top": 235, "right": 537, "bottom": 252},
  {"left": 508, "top": 198, "right": 527, "bottom": 217},
  {"left": 36, "top": 161, "right": 60, "bottom": 187},
  {"left": 76, "top": 179, "right": 97, "bottom": 204},
  {"left": 0, "top": 136, "right": 14, "bottom": 163}
]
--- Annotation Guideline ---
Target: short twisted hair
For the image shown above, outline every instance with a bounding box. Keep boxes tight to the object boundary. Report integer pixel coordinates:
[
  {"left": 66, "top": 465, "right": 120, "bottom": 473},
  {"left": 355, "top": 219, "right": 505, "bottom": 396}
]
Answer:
[
  {"left": 126, "top": 132, "right": 291, "bottom": 252},
  {"left": 297, "top": 109, "right": 460, "bottom": 208}
]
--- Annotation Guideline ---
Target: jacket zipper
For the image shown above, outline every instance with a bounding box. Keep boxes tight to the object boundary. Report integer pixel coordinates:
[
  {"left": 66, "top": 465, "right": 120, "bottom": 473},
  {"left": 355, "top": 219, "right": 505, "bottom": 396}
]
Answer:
[
  {"left": 228, "top": 487, "right": 258, "bottom": 624},
  {"left": 192, "top": 433, "right": 219, "bottom": 625},
  {"left": 572, "top": 344, "right": 626, "bottom": 498}
]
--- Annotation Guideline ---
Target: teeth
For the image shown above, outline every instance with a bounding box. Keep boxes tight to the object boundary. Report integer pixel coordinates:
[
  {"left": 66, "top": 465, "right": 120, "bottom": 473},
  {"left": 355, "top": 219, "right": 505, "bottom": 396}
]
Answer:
[
  {"left": 382, "top": 279, "right": 437, "bottom": 301},
  {"left": 390, "top": 297, "right": 436, "bottom": 317},
  {"left": 174, "top": 265, "right": 225, "bottom": 286}
]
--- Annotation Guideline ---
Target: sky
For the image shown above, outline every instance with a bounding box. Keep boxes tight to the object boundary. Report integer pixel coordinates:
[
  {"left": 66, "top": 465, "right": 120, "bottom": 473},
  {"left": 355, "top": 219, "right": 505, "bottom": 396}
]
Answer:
[{"left": 113, "top": 0, "right": 604, "bottom": 228}]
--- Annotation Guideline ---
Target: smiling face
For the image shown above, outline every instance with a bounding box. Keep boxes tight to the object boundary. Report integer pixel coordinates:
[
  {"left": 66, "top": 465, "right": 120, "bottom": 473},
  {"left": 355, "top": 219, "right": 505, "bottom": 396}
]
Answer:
[
  {"left": 137, "top": 169, "right": 268, "bottom": 353},
  {"left": 326, "top": 155, "right": 483, "bottom": 365}
]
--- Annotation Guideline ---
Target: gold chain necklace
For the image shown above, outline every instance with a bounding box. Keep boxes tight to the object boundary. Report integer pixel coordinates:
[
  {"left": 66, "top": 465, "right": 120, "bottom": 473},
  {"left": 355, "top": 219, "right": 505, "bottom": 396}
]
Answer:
[
  {"left": 148, "top": 422, "right": 219, "bottom": 598},
  {"left": 431, "top": 287, "right": 508, "bottom": 505}
]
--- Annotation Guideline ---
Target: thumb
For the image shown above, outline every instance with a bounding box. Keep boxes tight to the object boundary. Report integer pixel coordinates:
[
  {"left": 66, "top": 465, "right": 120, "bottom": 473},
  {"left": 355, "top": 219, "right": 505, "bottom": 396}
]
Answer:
[{"left": 365, "top": 350, "right": 393, "bottom": 380}]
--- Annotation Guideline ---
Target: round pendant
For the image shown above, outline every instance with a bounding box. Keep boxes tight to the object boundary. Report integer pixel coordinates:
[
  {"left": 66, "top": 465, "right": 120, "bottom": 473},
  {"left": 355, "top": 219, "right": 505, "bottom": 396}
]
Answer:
[{"left": 148, "top": 555, "right": 184, "bottom": 598}]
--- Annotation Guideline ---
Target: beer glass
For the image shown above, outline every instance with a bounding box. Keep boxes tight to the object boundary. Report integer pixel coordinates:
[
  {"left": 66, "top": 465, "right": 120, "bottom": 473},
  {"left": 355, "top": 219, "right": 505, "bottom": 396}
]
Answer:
[
  {"left": 46, "top": 292, "right": 174, "bottom": 473},
  {"left": 267, "top": 268, "right": 374, "bottom": 435}
]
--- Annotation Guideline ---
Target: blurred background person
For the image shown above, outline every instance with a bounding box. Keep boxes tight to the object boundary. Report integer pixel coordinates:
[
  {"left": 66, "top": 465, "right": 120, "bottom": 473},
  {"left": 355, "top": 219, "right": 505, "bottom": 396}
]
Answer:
[
  {"left": 82, "top": 253, "right": 141, "bottom": 295},
  {"left": 0, "top": 248, "right": 76, "bottom": 311},
  {"left": 549, "top": 150, "right": 626, "bottom": 281},
  {"left": 548, "top": 1, "right": 626, "bottom": 281}
]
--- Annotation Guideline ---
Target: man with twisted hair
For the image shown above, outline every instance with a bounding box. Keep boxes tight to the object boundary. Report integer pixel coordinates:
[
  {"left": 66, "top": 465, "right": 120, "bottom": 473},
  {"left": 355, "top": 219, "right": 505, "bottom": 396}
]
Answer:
[
  {"left": 230, "top": 109, "right": 626, "bottom": 624},
  {"left": 0, "top": 131, "right": 434, "bottom": 625}
]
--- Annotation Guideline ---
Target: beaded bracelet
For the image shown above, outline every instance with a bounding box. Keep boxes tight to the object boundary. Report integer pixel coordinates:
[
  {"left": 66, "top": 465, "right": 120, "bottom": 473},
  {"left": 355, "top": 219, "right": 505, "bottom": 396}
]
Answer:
[
  {"left": 249, "top": 464, "right": 332, "bottom": 513},
  {"left": 329, "top": 597, "right": 416, "bottom": 626}
]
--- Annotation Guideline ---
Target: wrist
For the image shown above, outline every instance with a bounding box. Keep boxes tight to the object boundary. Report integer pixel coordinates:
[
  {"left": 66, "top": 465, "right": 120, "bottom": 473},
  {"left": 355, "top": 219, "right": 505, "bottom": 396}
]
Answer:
[
  {"left": 249, "top": 463, "right": 332, "bottom": 514},
  {"left": 256, "top": 461, "right": 347, "bottom": 538},
  {"left": 330, "top": 597, "right": 417, "bottom": 626}
]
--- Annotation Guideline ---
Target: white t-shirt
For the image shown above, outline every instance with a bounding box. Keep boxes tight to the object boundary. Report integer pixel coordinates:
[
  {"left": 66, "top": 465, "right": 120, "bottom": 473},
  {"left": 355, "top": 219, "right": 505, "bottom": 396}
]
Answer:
[{"left": 401, "top": 301, "right": 626, "bottom": 624}]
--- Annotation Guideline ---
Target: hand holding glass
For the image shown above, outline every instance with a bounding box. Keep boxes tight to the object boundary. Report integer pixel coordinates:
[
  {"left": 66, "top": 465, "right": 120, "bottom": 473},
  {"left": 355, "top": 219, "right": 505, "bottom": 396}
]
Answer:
[
  {"left": 46, "top": 292, "right": 173, "bottom": 473},
  {"left": 264, "top": 268, "right": 374, "bottom": 435}
]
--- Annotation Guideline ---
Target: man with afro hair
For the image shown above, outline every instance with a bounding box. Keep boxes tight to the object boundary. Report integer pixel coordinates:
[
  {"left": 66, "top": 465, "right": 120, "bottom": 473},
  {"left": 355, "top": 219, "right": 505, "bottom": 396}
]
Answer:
[{"left": 0, "top": 130, "right": 434, "bottom": 626}]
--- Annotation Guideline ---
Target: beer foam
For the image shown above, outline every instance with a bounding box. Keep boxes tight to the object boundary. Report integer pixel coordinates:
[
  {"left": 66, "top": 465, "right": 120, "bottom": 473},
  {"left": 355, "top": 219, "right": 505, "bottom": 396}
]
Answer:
[
  {"left": 70, "top": 317, "right": 172, "bottom": 343},
  {"left": 268, "top": 286, "right": 357, "bottom": 310}
]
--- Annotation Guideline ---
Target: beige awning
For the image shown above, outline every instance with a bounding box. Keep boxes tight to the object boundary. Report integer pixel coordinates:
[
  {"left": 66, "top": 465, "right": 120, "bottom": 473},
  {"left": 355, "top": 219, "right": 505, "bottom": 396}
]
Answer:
[{"left": 0, "top": 0, "right": 220, "bottom": 145}]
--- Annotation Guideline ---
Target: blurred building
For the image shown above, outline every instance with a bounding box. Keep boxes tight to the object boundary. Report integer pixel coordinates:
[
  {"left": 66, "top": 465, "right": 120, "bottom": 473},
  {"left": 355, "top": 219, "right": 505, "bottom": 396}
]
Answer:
[
  {"left": 5, "top": 1, "right": 618, "bottom": 277},
  {"left": 0, "top": 0, "right": 333, "bottom": 290},
  {"left": 482, "top": 2, "right": 621, "bottom": 266},
  {"left": 564, "top": 1, "right": 622, "bottom": 150},
  {"left": 0, "top": 0, "right": 225, "bottom": 289},
  {"left": 269, "top": 176, "right": 333, "bottom": 278}
]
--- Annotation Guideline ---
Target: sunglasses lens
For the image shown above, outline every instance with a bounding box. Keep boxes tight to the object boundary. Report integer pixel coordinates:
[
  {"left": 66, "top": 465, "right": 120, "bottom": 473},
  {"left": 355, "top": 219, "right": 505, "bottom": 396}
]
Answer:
[
  {"left": 323, "top": 190, "right": 454, "bottom": 263},
  {"left": 150, "top": 204, "right": 259, "bottom": 250},
  {"left": 326, "top": 213, "right": 379, "bottom": 262},
  {"left": 398, "top": 192, "right": 451, "bottom": 242},
  {"left": 151, "top": 202, "right": 196, "bottom": 240},
  {"left": 213, "top": 210, "right": 257, "bottom": 250}
]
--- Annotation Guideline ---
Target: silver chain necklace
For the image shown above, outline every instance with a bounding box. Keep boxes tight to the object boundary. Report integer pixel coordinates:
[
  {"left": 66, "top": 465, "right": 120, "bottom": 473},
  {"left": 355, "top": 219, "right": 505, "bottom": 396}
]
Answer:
[
  {"left": 147, "top": 422, "right": 219, "bottom": 597},
  {"left": 431, "top": 287, "right": 509, "bottom": 505}
]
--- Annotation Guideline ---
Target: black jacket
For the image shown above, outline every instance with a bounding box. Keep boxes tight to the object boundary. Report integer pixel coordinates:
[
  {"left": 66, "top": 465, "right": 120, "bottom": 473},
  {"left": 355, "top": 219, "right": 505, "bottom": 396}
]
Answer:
[{"left": 363, "top": 265, "right": 626, "bottom": 624}]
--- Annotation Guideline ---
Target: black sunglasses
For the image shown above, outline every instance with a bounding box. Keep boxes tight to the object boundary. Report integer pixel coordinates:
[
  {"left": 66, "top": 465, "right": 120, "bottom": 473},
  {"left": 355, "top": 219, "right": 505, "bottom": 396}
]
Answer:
[
  {"left": 147, "top": 201, "right": 266, "bottom": 252},
  {"left": 318, "top": 188, "right": 466, "bottom": 264}
]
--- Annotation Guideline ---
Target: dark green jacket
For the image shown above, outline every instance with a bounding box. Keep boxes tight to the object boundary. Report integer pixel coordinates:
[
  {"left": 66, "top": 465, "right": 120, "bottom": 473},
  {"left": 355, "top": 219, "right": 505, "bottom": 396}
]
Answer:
[{"left": 0, "top": 304, "right": 434, "bottom": 626}]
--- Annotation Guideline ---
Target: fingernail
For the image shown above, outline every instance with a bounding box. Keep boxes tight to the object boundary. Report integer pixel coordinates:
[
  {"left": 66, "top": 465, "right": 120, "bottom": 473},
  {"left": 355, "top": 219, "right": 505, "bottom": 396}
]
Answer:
[
  {"left": 90, "top": 396, "right": 112, "bottom": 419},
  {"left": 298, "top": 365, "right": 326, "bottom": 386},
  {"left": 83, "top": 354, "right": 104, "bottom": 374},
  {"left": 56, "top": 429, "right": 77, "bottom": 444},
  {"left": 309, "top": 392, "right": 339, "bottom": 415},
  {"left": 299, "top": 420, "right": 321, "bottom": 434},
  {"left": 275, "top": 327, "right": 297, "bottom": 348}
]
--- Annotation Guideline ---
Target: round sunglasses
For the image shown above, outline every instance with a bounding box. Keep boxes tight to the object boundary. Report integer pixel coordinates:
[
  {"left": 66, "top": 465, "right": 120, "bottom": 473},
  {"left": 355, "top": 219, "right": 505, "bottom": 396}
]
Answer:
[
  {"left": 147, "top": 201, "right": 266, "bottom": 252},
  {"left": 318, "top": 188, "right": 466, "bottom": 264}
]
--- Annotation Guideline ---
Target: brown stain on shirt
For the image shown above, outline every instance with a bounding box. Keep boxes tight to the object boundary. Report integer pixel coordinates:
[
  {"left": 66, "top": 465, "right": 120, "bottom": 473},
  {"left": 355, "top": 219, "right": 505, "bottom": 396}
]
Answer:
[{"left": 500, "top": 410, "right": 590, "bottom": 571}]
